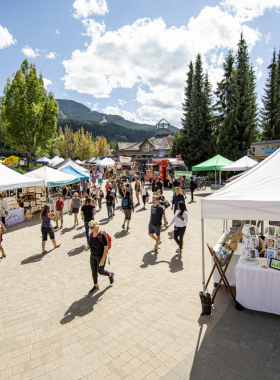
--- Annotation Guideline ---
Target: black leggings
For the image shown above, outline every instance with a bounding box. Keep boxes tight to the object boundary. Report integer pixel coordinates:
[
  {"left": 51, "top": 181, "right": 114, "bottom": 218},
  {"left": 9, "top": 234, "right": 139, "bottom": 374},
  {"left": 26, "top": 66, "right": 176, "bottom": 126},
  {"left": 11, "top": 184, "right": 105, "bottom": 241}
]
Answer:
[
  {"left": 174, "top": 226, "right": 186, "bottom": 249},
  {"left": 90, "top": 255, "right": 110, "bottom": 284},
  {"left": 1, "top": 217, "right": 5, "bottom": 225},
  {"left": 142, "top": 195, "right": 147, "bottom": 205}
]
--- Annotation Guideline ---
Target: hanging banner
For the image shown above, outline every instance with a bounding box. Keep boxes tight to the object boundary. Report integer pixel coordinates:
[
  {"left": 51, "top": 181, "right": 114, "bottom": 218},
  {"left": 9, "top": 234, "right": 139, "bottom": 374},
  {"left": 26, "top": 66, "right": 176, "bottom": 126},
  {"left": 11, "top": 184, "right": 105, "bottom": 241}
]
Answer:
[{"left": 119, "top": 156, "right": 132, "bottom": 164}]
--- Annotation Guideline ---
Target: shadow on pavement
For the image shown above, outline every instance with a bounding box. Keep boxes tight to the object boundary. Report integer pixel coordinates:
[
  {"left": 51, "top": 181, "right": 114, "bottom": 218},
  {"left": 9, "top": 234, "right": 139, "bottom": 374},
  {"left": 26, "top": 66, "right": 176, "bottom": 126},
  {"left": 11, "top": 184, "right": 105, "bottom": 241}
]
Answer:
[
  {"left": 136, "top": 207, "right": 147, "bottom": 213},
  {"left": 114, "top": 230, "right": 129, "bottom": 239},
  {"left": 21, "top": 253, "right": 44, "bottom": 265},
  {"left": 60, "top": 226, "right": 74, "bottom": 235},
  {"left": 73, "top": 232, "right": 85, "bottom": 239},
  {"left": 60, "top": 286, "right": 111, "bottom": 324},
  {"left": 67, "top": 245, "right": 85, "bottom": 256},
  {"left": 140, "top": 251, "right": 183, "bottom": 273}
]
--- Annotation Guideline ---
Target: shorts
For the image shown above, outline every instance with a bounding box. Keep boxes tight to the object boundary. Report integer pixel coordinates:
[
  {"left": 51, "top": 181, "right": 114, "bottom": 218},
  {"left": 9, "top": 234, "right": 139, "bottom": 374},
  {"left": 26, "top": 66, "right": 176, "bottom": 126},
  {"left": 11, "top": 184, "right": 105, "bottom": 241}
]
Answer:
[
  {"left": 42, "top": 227, "right": 55, "bottom": 241},
  {"left": 72, "top": 208, "right": 79, "bottom": 214},
  {"left": 136, "top": 191, "right": 140, "bottom": 197},
  {"left": 98, "top": 179, "right": 103, "bottom": 184},
  {"left": 149, "top": 222, "right": 161, "bottom": 236},
  {"left": 124, "top": 209, "right": 132, "bottom": 220},
  {"left": 55, "top": 210, "right": 63, "bottom": 221}
]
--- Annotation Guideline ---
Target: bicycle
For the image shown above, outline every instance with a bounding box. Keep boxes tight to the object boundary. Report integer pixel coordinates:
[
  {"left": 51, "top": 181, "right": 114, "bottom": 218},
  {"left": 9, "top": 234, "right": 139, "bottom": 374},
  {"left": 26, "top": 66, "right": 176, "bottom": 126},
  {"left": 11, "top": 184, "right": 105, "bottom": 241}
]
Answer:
[{"left": 195, "top": 177, "right": 207, "bottom": 191}]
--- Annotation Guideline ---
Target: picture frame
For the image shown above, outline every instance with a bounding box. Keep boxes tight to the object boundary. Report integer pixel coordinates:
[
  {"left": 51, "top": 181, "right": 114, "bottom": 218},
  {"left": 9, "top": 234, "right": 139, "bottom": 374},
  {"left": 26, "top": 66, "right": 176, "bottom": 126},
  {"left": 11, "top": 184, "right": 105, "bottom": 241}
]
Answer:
[
  {"left": 242, "top": 224, "right": 259, "bottom": 236},
  {"left": 243, "top": 236, "right": 259, "bottom": 248},
  {"left": 267, "top": 249, "right": 276, "bottom": 260},
  {"left": 269, "top": 258, "right": 280, "bottom": 271},
  {"left": 249, "top": 249, "right": 259, "bottom": 259},
  {"left": 216, "top": 246, "right": 230, "bottom": 267},
  {"left": 267, "top": 238, "right": 277, "bottom": 249}
]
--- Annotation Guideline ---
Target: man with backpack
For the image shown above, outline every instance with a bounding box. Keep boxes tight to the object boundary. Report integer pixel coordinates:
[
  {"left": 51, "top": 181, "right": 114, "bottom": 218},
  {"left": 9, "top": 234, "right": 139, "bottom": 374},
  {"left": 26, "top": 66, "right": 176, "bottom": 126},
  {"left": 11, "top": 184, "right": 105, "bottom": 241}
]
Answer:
[
  {"left": 106, "top": 188, "right": 115, "bottom": 220},
  {"left": 87, "top": 220, "right": 114, "bottom": 295},
  {"left": 121, "top": 190, "right": 134, "bottom": 231}
]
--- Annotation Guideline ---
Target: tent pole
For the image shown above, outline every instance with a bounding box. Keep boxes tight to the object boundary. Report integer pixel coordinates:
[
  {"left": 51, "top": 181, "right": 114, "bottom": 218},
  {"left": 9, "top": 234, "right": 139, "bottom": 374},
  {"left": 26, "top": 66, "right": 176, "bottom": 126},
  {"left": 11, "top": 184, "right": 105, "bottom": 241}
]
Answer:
[
  {"left": 201, "top": 218, "right": 205, "bottom": 294},
  {"left": 219, "top": 170, "right": 221, "bottom": 185},
  {"left": 215, "top": 170, "right": 216, "bottom": 185}
]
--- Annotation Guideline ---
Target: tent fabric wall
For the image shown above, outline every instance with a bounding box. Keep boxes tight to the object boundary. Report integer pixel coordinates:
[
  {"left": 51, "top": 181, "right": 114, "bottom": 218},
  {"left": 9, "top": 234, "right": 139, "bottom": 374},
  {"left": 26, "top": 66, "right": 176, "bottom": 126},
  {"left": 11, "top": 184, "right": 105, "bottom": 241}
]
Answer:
[
  {"left": 201, "top": 149, "right": 280, "bottom": 221},
  {"left": 24, "top": 166, "right": 79, "bottom": 187},
  {"left": 54, "top": 158, "right": 89, "bottom": 175},
  {"left": 0, "top": 164, "right": 45, "bottom": 192},
  {"left": 59, "top": 165, "right": 89, "bottom": 180}
]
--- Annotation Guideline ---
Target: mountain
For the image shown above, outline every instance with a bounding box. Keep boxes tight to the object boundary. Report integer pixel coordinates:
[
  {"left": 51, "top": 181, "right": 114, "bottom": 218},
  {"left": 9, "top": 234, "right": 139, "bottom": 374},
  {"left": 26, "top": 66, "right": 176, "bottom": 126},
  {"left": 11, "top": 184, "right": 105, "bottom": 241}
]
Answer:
[
  {"left": 56, "top": 99, "right": 177, "bottom": 133},
  {"left": 57, "top": 119, "right": 155, "bottom": 142}
]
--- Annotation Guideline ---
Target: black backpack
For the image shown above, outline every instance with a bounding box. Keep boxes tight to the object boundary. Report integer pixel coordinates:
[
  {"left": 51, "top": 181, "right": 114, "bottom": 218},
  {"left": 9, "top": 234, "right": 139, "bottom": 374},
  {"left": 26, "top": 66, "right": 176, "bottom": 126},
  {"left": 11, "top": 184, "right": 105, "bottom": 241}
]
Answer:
[
  {"left": 106, "top": 196, "right": 113, "bottom": 207},
  {"left": 122, "top": 196, "right": 129, "bottom": 209}
]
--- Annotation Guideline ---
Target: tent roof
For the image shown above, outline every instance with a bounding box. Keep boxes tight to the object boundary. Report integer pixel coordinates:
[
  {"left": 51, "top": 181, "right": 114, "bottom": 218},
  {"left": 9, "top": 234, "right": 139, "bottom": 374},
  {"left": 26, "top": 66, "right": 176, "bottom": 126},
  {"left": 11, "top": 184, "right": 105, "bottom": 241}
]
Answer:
[
  {"left": 24, "top": 166, "right": 80, "bottom": 187},
  {"left": 0, "top": 164, "right": 45, "bottom": 192},
  {"left": 192, "top": 155, "right": 233, "bottom": 171},
  {"left": 49, "top": 157, "right": 64, "bottom": 167},
  {"left": 99, "top": 157, "right": 115, "bottom": 166},
  {"left": 75, "top": 159, "right": 83, "bottom": 164},
  {"left": 36, "top": 156, "right": 50, "bottom": 164},
  {"left": 54, "top": 158, "right": 89, "bottom": 175},
  {"left": 59, "top": 165, "right": 89, "bottom": 180},
  {"left": 221, "top": 155, "right": 258, "bottom": 171},
  {"left": 201, "top": 148, "right": 280, "bottom": 220}
]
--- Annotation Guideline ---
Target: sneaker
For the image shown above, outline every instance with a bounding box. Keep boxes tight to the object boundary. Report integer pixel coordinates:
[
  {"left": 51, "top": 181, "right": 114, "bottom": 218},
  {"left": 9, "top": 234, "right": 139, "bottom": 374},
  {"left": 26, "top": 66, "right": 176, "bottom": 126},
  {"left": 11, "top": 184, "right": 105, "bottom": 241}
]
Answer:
[
  {"left": 109, "top": 272, "right": 114, "bottom": 285},
  {"left": 88, "top": 285, "right": 99, "bottom": 295},
  {"left": 54, "top": 226, "right": 59, "bottom": 229},
  {"left": 122, "top": 224, "right": 125, "bottom": 229},
  {"left": 126, "top": 226, "right": 130, "bottom": 231}
]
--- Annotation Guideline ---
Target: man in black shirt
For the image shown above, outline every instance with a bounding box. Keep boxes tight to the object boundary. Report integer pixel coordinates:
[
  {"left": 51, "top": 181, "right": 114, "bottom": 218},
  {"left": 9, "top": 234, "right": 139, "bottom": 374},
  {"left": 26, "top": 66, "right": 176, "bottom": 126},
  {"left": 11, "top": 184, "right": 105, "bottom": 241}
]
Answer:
[
  {"left": 156, "top": 177, "right": 163, "bottom": 193},
  {"left": 171, "top": 187, "right": 185, "bottom": 214},
  {"left": 81, "top": 198, "right": 96, "bottom": 243},
  {"left": 189, "top": 176, "right": 197, "bottom": 203},
  {"left": 149, "top": 195, "right": 168, "bottom": 252},
  {"left": 172, "top": 178, "right": 180, "bottom": 191}
]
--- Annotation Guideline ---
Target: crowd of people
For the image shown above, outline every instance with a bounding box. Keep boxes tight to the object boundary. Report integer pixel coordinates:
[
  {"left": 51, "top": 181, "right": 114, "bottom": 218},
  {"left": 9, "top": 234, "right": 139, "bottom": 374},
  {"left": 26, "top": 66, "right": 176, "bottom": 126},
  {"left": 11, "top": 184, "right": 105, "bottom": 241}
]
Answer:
[{"left": 0, "top": 168, "right": 192, "bottom": 294}]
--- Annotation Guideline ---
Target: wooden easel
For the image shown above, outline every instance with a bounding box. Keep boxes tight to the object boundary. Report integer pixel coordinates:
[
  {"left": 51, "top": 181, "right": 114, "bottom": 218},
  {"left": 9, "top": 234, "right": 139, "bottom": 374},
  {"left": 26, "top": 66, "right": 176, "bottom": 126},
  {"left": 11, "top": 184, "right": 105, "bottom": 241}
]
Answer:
[{"left": 205, "top": 243, "right": 236, "bottom": 304}]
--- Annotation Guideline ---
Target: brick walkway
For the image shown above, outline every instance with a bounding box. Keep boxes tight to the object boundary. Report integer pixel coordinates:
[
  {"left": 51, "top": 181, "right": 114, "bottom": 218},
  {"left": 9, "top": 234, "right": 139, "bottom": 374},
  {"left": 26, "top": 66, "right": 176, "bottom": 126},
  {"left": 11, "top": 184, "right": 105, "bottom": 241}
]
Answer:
[{"left": 1, "top": 186, "right": 280, "bottom": 380}]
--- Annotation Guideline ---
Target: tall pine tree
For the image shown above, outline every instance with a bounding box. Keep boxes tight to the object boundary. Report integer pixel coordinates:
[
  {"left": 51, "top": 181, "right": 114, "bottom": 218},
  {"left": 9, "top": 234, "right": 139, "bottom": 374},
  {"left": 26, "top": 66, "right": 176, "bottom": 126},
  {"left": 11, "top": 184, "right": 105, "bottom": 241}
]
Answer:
[
  {"left": 261, "top": 49, "right": 280, "bottom": 140},
  {"left": 181, "top": 61, "right": 194, "bottom": 160}
]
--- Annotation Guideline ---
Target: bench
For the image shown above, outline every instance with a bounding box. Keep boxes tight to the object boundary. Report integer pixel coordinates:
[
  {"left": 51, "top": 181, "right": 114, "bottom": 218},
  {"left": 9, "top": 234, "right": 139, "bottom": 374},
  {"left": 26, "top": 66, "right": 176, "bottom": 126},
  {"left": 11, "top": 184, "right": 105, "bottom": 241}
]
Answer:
[{"left": 211, "top": 184, "right": 225, "bottom": 192}]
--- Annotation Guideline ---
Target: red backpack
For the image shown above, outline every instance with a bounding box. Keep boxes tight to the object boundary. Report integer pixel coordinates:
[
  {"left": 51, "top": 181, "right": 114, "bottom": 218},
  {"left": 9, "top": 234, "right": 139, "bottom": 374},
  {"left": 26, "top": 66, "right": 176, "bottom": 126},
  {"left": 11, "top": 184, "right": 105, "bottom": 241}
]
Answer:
[{"left": 99, "top": 231, "right": 112, "bottom": 250}]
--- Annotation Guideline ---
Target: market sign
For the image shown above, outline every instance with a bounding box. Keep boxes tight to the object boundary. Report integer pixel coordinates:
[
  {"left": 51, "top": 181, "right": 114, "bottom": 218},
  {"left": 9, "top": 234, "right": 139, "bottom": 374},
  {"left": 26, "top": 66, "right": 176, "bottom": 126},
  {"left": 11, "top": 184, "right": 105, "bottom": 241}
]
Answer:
[
  {"left": 174, "top": 170, "right": 192, "bottom": 178},
  {"left": 119, "top": 156, "right": 132, "bottom": 164},
  {"left": 264, "top": 149, "right": 277, "bottom": 153}
]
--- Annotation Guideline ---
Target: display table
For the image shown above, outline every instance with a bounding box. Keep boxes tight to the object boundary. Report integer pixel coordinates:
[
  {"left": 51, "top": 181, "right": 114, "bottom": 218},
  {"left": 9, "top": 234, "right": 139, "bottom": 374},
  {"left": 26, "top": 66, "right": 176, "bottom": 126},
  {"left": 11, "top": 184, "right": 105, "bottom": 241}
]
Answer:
[
  {"left": 213, "top": 231, "right": 244, "bottom": 286},
  {"left": 6, "top": 208, "right": 25, "bottom": 227},
  {"left": 236, "top": 257, "right": 280, "bottom": 315},
  {"left": 63, "top": 199, "right": 71, "bottom": 213}
]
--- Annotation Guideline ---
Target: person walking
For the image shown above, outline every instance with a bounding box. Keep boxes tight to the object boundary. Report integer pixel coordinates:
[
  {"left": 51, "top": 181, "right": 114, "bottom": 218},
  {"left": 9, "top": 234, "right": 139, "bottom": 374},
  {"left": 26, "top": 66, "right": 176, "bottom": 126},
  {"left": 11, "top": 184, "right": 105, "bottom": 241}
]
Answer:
[
  {"left": 40, "top": 205, "right": 60, "bottom": 254},
  {"left": 151, "top": 178, "right": 157, "bottom": 195},
  {"left": 91, "top": 171, "right": 96, "bottom": 187},
  {"left": 121, "top": 190, "right": 134, "bottom": 231},
  {"left": 81, "top": 197, "right": 96, "bottom": 244},
  {"left": 0, "top": 194, "right": 8, "bottom": 226},
  {"left": 119, "top": 182, "right": 125, "bottom": 199},
  {"left": 55, "top": 193, "right": 64, "bottom": 229},
  {"left": 167, "top": 201, "right": 188, "bottom": 255},
  {"left": 171, "top": 187, "right": 185, "bottom": 214},
  {"left": 71, "top": 192, "right": 82, "bottom": 227},
  {"left": 139, "top": 170, "right": 145, "bottom": 184},
  {"left": 98, "top": 170, "right": 103, "bottom": 186},
  {"left": 189, "top": 177, "right": 197, "bottom": 203},
  {"left": 149, "top": 195, "right": 168, "bottom": 252},
  {"left": 111, "top": 180, "right": 118, "bottom": 215},
  {"left": 172, "top": 177, "right": 181, "bottom": 194},
  {"left": 134, "top": 177, "right": 141, "bottom": 205},
  {"left": 0, "top": 222, "right": 6, "bottom": 259},
  {"left": 62, "top": 186, "right": 69, "bottom": 197},
  {"left": 106, "top": 188, "right": 114, "bottom": 220},
  {"left": 156, "top": 177, "right": 164, "bottom": 194},
  {"left": 181, "top": 175, "right": 187, "bottom": 199},
  {"left": 140, "top": 182, "right": 148, "bottom": 209},
  {"left": 87, "top": 220, "right": 114, "bottom": 295}
]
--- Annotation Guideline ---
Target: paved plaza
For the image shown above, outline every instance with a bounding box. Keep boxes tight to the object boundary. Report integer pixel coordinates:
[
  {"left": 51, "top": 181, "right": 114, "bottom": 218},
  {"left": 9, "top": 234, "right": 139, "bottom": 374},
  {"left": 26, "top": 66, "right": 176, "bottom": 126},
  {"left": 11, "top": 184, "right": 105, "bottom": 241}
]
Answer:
[{"left": 1, "top": 186, "right": 280, "bottom": 380}]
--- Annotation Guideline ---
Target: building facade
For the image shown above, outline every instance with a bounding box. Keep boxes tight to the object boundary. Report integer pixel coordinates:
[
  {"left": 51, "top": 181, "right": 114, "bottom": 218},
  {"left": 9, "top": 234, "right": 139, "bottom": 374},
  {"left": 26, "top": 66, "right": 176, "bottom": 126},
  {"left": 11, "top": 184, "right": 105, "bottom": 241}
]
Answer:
[
  {"left": 248, "top": 140, "right": 280, "bottom": 160},
  {"left": 116, "top": 119, "right": 174, "bottom": 167}
]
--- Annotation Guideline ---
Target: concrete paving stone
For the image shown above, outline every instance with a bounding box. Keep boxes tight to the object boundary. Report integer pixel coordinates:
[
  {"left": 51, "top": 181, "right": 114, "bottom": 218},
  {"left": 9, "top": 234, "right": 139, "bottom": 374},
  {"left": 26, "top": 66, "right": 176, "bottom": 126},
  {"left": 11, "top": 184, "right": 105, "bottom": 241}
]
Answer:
[
  {"left": 239, "top": 365, "right": 260, "bottom": 380},
  {"left": 217, "top": 364, "right": 238, "bottom": 380},
  {"left": 212, "top": 346, "right": 231, "bottom": 361},
  {"left": 225, "top": 355, "right": 245, "bottom": 372},
  {"left": 246, "top": 355, "right": 266, "bottom": 373},
  {"left": 261, "top": 367, "right": 280, "bottom": 380},
  {"left": 204, "top": 354, "right": 224, "bottom": 371}
]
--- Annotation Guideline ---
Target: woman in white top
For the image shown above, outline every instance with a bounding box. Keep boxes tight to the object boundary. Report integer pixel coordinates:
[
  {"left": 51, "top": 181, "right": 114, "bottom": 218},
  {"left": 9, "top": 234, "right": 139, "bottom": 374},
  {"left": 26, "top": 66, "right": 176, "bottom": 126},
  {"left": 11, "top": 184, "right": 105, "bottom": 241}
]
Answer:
[
  {"left": 140, "top": 183, "right": 148, "bottom": 209},
  {"left": 167, "top": 201, "right": 188, "bottom": 255}
]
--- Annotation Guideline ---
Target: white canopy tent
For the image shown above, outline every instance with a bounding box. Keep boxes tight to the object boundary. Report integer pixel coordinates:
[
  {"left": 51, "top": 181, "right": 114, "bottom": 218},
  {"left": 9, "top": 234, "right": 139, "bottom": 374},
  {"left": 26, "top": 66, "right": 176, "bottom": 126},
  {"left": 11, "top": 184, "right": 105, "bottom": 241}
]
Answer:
[
  {"left": 49, "top": 156, "right": 64, "bottom": 167},
  {"left": 99, "top": 157, "right": 115, "bottom": 167},
  {"left": 0, "top": 164, "right": 45, "bottom": 192},
  {"left": 221, "top": 155, "right": 258, "bottom": 172},
  {"left": 75, "top": 159, "right": 84, "bottom": 165},
  {"left": 200, "top": 149, "right": 280, "bottom": 293},
  {"left": 54, "top": 158, "right": 89, "bottom": 175},
  {"left": 24, "top": 166, "right": 79, "bottom": 187}
]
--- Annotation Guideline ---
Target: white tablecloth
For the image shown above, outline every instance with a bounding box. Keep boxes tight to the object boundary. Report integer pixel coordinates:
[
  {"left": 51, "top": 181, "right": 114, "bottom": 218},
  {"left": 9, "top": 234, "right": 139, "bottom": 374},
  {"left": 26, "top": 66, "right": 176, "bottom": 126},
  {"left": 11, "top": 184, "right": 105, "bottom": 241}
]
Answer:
[
  {"left": 6, "top": 208, "right": 25, "bottom": 227},
  {"left": 63, "top": 199, "right": 71, "bottom": 213},
  {"left": 236, "top": 257, "right": 280, "bottom": 315},
  {"left": 213, "top": 231, "right": 244, "bottom": 286}
]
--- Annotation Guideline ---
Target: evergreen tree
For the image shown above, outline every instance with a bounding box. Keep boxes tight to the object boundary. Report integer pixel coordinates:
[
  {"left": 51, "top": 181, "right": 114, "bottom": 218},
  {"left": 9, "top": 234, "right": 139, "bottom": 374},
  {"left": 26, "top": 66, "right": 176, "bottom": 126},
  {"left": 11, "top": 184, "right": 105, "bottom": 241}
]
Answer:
[
  {"left": 169, "top": 129, "right": 183, "bottom": 157},
  {"left": 261, "top": 49, "right": 280, "bottom": 140},
  {"left": 231, "top": 33, "right": 258, "bottom": 158},
  {"left": 181, "top": 61, "right": 193, "bottom": 159},
  {"left": 203, "top": 72, "right": 215, "bottom": 157},
  {"left": 184, "top": 54, "right": 212, "bottom": 168}
]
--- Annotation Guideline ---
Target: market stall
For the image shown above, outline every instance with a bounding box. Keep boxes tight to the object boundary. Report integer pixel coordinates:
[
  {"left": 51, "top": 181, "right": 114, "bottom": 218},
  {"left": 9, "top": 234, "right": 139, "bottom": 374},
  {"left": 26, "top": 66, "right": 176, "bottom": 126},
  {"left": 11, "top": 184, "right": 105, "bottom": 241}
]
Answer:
[
  {"left": 201, "top": 149, "right": 280, "bottom": 314},
  {"left": 0, "top": 163, "right": 44, "bottom": 192},
  {"left": 192, "top": 154, "right": 233, "bottom": 185},
  {"left": 6, "top": 208, "right": 25, "bottom": 227},
  {"left": 221, "top": 155, "right": 258, "bottom": 172}
]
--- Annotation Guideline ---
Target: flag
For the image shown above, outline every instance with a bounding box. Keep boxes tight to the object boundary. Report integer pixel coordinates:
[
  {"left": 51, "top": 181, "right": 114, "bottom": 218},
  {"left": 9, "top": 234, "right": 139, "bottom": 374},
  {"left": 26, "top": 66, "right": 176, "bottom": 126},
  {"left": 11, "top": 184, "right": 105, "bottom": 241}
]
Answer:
[
  {"left": 114, "top": 157, "right": 117, "bottom": 169},
  {"left": 131, "top": 158, "right": 136, "bottom": 170}
]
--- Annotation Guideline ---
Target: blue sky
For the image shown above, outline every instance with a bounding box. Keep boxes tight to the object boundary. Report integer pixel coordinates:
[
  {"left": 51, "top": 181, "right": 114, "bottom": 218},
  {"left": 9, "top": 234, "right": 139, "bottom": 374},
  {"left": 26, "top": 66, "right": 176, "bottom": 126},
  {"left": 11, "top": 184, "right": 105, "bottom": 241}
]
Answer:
[{"left": 1, "top": 0, "right": 280, "bottom": 127}]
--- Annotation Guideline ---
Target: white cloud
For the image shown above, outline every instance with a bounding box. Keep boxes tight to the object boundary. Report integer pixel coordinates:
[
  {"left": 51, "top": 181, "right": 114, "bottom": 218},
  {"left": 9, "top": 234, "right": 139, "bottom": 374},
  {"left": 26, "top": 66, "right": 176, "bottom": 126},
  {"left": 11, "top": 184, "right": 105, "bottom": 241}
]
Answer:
[
  {"left": 21, "top": 45, "right": 39, "bottom": 58},
  {"left": 46, "top": 52, "right": 57, "bottom": 59},
  {"left": 85, "top": 102, "right": 91, "bottom": 106},
  {"left": 255, "top": 57, "right": 264, "bottom": 66},
  {"left": 73, "top": 0, "right": 108, "bottom": 19},
  {"left": 256, "top": 70, "right": 263, "bottom": 80},
  {"left": 118, "top": 99, "right": 127, "bottom": 106},
  {"left": 43, "top": 78, "right": 52, "bottom": 88},
  {"left": 221, "top": 0, "right": 280, "bottom": 22},
  {"left": 63, "top": 93, "right": 68, "bottom": 97},
  {"left": 265, "top": 32, "right": 271, "bottom": 44},
  {"left": 92, "top": 102, "right": 99, "bottom": 110},
  {"left": 56, "top": 29, "right": 59, "bottom": 35},
  {"left": 0, "top": 25, "right": 17, "bottom": 49},
  {"left": 62, "top": 5, "right": 264, "bottom": 126}
]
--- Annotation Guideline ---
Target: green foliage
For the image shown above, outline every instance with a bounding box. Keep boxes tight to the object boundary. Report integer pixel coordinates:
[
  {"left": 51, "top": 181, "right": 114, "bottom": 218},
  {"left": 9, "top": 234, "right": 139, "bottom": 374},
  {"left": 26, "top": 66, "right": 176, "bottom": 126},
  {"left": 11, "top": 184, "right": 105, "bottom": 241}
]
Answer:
[
  {"left": 0, "top": 59, "right": 59, "bottom": 165},
  {"left": 11, "top": 167, "right": 26, "bottom": 174},
  {"left": 169, "top": 129, "right": 183, "bottom": 157},
  {"left": 57, "top": 119, "right": 154, "bottom": 143},
  {"left": 57, "top": 99, "right": 177, "bottom": 134},
  {"left": 260, "top": 49, "right": 280, "bottom": 140}
]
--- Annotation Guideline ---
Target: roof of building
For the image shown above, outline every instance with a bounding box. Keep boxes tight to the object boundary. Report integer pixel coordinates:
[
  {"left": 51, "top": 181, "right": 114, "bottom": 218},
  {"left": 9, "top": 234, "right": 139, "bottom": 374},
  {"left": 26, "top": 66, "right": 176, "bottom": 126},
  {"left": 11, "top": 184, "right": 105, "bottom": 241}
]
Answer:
[{"left": 117, "top": 135, "right": 174, "bottom": 152}]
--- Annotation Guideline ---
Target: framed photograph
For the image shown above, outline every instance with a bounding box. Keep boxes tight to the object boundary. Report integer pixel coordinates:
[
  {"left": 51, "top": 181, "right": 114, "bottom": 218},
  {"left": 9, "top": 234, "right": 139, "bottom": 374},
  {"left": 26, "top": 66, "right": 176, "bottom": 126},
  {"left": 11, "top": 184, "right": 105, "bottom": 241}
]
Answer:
[
  {"left": 269, "top": 258, "right": 280, "bottom": 270},
  {"left": 276, "top": 251, "right": 280, "bottom": 260},
  {"left": 243, "top": 236, "right": 258, "bottom": 248},
  {"left": 267, "top": 249, "right": 275, "bottom": 260},
  {"left": 268, "top": 238, "right": 276, "bottom": 249},
  {"left": 216, "top": 247, "right": 230, "bottom": 267},
  {"left": 249, "top": 249, "right": 258, "bottom": 259}
]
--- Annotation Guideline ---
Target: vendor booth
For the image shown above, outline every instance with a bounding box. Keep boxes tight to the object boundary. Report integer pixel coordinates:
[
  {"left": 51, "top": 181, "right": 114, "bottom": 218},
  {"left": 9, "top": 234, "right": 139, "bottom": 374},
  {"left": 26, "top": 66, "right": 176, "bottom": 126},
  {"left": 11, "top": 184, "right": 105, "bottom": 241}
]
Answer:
[
  {"left": 59, "top": 166, "right": 89, "bottom": 180},
  {"left": 99, "top": 157, "right": 115, "bottom": 167},
  {"left": 201, "top": 149, "right": 280, "bottom": 315},
  {"left": 36, "top": 156, "right": 50, "bottom": 165},
  {"left": 49, "top": 156, "right": 64, "bottom": 167},
  {"left": 192, "top": 154, "right": 233, "bottom": 185},
  {"left": 221, "top": 155, "right": 258, "bottom": 172}
]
